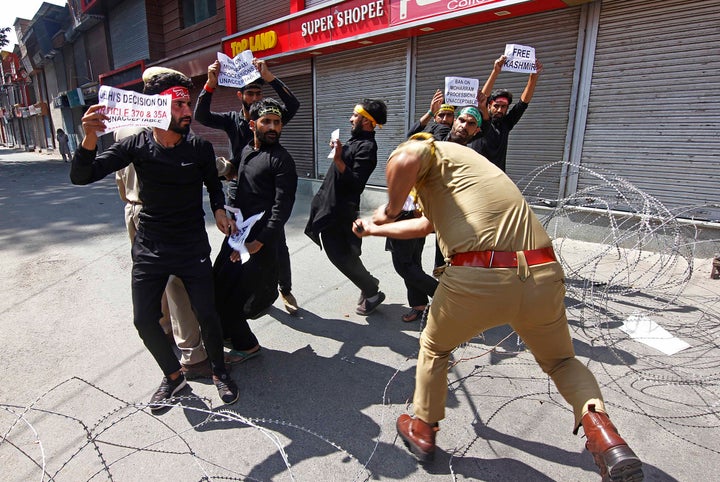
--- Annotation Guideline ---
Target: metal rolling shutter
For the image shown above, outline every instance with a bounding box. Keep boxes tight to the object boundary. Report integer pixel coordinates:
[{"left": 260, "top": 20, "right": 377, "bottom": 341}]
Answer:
[
  {"left": 260, "top": 60, "right": 314, "bottom": 178},
  {"left": 267, "top": 73, "right": 314, "bottom": 179},
  {"left": 315, "top": 40, "right": 410, "bottom": 186},
  {"left": 305, "top": 0, "right": 332, "bottom": 8},
  {"left": 235, "top": 1, "right": 290, "bottom": 31},
  {"left": 190, "top": 85, "right": 236, "bottom": 158},
  {"left": 108, "top": 0, "right": 149, "bottom": 68},
  {"left": 414, "top": 8, "right": 582, "bottom": 198},
  {"left": 86, "top": 23, "right": 110, "bottom": 81},
  {"left": 579, "top": 0, "right": 720, "bottom": 221},
  {"left": 72, "top": 39, "right": 89, "bottom": 89}
]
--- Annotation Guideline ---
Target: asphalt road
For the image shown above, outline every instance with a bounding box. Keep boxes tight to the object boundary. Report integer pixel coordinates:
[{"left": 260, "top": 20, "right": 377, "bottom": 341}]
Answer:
[{"left": 1, "top": 146, "right": 718, "bottom": 481}]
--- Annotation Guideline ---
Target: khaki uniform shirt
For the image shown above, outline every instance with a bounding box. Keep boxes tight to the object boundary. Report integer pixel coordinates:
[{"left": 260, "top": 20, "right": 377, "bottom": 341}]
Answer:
[{"left": 415, "top": 141, "right": 552, "bottom": 257}]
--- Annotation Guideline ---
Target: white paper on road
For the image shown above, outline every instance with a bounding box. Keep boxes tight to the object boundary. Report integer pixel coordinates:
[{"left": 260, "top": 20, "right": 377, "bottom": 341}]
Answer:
[
  {"left": 444, "top": 76, "right": 479, "bottom": 106},
  {"left": 97, "top": 85, "right": 172, "bottom": 133},
  {"left": 217, "top": 50, "right": 261, "bottom": 89},
  {"left": 327, "top": 128, "right": 340, "bottom": 158},
  {"left": 620, "top": 314, "right": 690, "bottom": 355},
  {"left": 502, "top": 44, "right": 538, "bottom": 73},
  {"left": 225, "top": 206, "right": 265, "bottom": 264}
]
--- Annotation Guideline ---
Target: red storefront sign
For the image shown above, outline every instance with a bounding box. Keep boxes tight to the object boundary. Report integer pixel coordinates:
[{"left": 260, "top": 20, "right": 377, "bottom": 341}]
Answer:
[
  {"left": 390, "top": 0, "right": 522, "bottom": 25},
  {"left": 224, "top": 0, "right": 389, "bottom": 58},
  {"left": 222, "top": 0, "right": 572, "bottom": 60}
]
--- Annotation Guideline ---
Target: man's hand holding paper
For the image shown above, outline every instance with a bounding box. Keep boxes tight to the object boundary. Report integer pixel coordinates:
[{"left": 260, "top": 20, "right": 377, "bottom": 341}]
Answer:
[{"left": 224, "top": 205, "right": 265, "bottom": 263}]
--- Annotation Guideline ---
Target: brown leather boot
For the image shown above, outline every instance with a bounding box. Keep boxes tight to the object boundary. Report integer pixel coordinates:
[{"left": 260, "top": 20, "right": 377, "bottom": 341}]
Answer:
[
  {"left": 581, "top": 405, "right": 643, "bottom": 481},
  {"left": 396, "top": 414, "right": 439, "bottom": 462}
]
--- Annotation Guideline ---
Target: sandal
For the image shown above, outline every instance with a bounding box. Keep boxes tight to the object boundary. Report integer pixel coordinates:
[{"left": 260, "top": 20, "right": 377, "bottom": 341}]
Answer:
[
  {"left": 401, "top": 307, "right": 425, "bottom": 323},
  {"left": 225, "top": 346, "right": 261, "bottom": 365}
]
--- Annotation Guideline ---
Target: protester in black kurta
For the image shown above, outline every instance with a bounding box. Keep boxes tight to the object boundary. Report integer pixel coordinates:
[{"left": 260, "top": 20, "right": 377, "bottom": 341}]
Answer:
[
  {"left": 213, "top": 98, "right": 298, "bottom": 364},
  {"left": 194, "top": 57, "right": 301, "bottom": 315},
  {"left": 305, "top": 99, "right": 388, "bottom": 316},
  {"left": 70, "top": 67, "right": 239, "bottom": 411}
]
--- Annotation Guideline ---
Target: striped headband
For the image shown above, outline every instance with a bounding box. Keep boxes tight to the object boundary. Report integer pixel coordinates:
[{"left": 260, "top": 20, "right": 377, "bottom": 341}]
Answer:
[{"left": 258, "top": 105, "right": 283, "bottom": 118}]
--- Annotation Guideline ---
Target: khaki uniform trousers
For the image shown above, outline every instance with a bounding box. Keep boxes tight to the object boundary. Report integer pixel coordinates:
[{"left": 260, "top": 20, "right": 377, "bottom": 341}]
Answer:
[
  {"left": 125, "top": 202, "right": 207, "bottom": 365},
  {"left": 414, "top": 259, "right": 604, "bottom": 431}
]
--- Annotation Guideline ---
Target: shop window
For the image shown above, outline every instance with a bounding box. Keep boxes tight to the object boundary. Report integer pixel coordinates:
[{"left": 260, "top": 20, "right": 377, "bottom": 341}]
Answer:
[{"left": 181, "top": 0, "right": 216, "bottom": 27}]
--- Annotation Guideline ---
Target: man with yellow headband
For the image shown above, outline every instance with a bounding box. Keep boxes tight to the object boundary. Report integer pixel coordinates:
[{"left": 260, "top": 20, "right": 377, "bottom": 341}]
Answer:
[
  {"left": 305, "top": 99, "right": 388, "bottom": 315},
  {"left": 407, "top": 89, "right": 455, "bottom": 140},
  {"left": 352, "top": 134, "right": 643, "bottom": 481},
  {"left": 70, "top": 67, "right": 239, "bottom": 412}
]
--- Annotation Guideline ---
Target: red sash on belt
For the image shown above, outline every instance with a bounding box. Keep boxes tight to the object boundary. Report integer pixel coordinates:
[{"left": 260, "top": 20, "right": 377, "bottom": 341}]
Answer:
[{"left": 449, "top": 247, "right": 556, "bottom": 268}]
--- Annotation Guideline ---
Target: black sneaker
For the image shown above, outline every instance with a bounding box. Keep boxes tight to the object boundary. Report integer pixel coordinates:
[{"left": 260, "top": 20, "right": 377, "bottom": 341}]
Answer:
[
  {"left": 356, "top": 291, "right": 386, "bottom": 315},
  {"left": 149, "top": 374, "right": 187, "bottom": 413},
  {"left": 213, "top": 373, "right": 239, "bottom": 404}
]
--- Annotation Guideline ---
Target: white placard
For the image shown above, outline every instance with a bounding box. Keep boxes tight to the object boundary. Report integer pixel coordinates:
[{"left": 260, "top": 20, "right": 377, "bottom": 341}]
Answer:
[
  {"left": 620, "top": 314, "right": 690, "bottom": 355},
  {"left": 444, "top": 76, "right": 479, "bottom": 107},
  {"left": 97, "top": 85, "right": 172, "bottom": 133},
  {"left": 225, "top": 205, "right": 265, "bottom": 264},
  {"left": 217, "top": 50, "right": 261, "bottom": 89},
  {"left": 502, "top": 44, "right": 537, "bottom": 73},
  {"left": 327, "top": 128, "right": 340, "bottom": 158}
]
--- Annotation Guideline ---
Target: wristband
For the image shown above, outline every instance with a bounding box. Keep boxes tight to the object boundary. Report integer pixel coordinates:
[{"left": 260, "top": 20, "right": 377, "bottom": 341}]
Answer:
[
  {"left": 203, "top": 83, "right": 215, "bottom": 93},
  {"left": 427, "top": 109, "right": 434, "bottom": 117},
  {"left": 384, "top": 205, "right": 402, "bottom": 221}
]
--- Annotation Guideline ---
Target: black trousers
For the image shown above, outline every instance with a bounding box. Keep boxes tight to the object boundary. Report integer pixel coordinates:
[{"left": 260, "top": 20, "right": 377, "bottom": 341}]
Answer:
[
  {"left": 131, "top": 236, "right": 226, "bottom": 377},
  {"left": 214, "top": 237, "right": 278, "bottom": 351},
  {"left": 387, "top": 236, "right": 439, "bottom": 307},
  {"left": 277, "top": 229, "right": 292, "bottom": 295},
  {"left": 320, "top": 221, "right": 379, "bottom": 298}
]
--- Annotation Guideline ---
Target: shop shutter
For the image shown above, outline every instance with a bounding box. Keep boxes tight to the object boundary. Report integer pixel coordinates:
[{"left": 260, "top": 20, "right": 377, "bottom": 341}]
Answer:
[
  {"left": 579, "top": 0, "right": 720, "bottom": 221},
  {"left": 85, "top": 23, "right": 110, "bottom": 80},
  {"left": 305, "top": 0, "right": 332, "bottom": 8},
  {"left": 72, "top": 39, "right": 89, "bottom": 90},
  {"left": 235, "top": 1, "right": 290, "bottom": 31},
  {"left": 108, "top": 0, "right": 149, "bottom": 69},
  {"left": 315, "top": 40, "right": 410, "bottom": 187},
  {"left": 191, "top": 85, "right": 238, "bottom": 159},
  {"left": 264, "top": 69, "right": 314, "bottom": 179},
  {"left": 414, "top": 8, "right": 582, "bottom": 199}
]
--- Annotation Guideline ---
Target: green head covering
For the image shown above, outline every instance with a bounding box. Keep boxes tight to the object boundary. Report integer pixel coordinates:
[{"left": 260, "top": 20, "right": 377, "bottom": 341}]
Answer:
[{"left": 457, "top": 106, "right": 481, "bottom": 125}]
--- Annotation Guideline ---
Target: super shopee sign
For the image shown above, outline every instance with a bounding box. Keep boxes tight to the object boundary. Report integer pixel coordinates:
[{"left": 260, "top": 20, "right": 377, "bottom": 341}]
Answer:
[{"left": 224, "top": 0, "right": 389, "bottom": 57}]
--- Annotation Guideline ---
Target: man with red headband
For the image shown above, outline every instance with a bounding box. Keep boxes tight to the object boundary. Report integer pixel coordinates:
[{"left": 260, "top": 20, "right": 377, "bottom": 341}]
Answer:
[
  {"left": 305, "top": 99, "right": 388, "bottom": 315},
  {"left": 353, "top": 134, "right": 643, "bottom": 481},
  {"left": 470, "top": 54, "right": 543, "bottom": 172},
  {"left": 70, "top": 67, "right": 239, "bottom": 411}
]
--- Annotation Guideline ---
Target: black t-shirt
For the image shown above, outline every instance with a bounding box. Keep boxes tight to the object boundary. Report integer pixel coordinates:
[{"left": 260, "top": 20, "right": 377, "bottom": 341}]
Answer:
[{"left": 70, "top": 130, "right": 224, "bottom": 244}]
